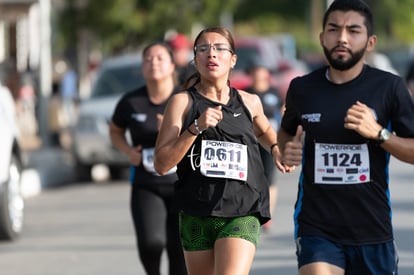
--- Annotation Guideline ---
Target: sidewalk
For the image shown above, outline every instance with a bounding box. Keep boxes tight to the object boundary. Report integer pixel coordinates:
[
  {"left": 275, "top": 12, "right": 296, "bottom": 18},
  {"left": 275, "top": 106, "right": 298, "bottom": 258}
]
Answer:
[{"left": 20, "top": 134, "right": 77, "bottom": 198}]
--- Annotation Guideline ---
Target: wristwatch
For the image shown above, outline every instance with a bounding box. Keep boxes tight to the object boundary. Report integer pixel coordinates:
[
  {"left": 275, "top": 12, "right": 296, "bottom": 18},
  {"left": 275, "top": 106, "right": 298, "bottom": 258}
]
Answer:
[{"left": 378, "top": 128, "right": 391, "bottom": 144}]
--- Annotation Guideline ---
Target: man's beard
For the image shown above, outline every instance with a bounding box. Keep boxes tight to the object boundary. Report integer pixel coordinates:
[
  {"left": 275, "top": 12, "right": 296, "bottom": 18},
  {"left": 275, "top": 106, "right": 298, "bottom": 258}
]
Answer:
[{"left": 323, "top": 45, "right": 366, "bottom": 71}]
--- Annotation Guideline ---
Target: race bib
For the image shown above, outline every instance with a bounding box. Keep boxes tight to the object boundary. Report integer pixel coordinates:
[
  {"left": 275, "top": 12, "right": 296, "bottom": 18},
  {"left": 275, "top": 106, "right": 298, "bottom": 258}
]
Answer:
[
  {"left": 200, "top": 140, "right": 248, "bottom": 181},
  {"left": 142, "top": 148, "right": 177, "bottom": 176},
  {"left": 314, "top": 143, "right": 370, "bottom": 184}
]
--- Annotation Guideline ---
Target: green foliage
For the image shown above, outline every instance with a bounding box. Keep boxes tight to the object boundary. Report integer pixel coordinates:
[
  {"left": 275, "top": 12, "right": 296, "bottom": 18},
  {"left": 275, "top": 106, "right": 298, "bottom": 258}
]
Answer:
[
  {"left": 56, "top": 0, "right": 240, "bottom": 55},
  {"left": 235, "top": 0, "right": 309, "bottom": 21},
  {"left": 55, "top": 0, "right": 414, "bottom": 56},
  {"left": 79, "top": 0, "right": 143, "bottom": 51},
  {"left": 356, "top": 0, "right": 414, "bottom": 48}
]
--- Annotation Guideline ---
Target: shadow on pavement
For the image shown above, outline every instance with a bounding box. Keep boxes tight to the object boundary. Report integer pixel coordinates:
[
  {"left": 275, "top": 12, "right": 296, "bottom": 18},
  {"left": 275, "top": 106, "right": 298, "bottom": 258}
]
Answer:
[{"left": 23, "top": 146, "right": 77, "bottom": 193}]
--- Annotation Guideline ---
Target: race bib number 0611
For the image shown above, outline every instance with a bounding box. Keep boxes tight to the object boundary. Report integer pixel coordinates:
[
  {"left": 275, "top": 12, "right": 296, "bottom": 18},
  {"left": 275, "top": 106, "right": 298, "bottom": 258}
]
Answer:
[
  {"left": 200, "top": 140, "right": 248, "bottom": 181},
  {"left": 314, "top": 143, "right": 370, "bottom": 184}
]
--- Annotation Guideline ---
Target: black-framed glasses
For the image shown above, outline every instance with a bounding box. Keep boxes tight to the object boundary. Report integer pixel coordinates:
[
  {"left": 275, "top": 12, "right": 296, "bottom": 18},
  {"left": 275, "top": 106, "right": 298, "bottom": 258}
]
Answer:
[{"left": 194, "top": 43, "right": 233, "bottom": 54}]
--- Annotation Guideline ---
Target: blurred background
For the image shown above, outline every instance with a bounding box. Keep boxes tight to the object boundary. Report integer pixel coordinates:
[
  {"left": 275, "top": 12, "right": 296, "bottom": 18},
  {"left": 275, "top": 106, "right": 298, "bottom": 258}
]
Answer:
[
  {"left": 1, "top": 0, "right": 414, "bottom": 153},
  {"left": 1, "top": 2, "right": 414, "bottom": 274}
]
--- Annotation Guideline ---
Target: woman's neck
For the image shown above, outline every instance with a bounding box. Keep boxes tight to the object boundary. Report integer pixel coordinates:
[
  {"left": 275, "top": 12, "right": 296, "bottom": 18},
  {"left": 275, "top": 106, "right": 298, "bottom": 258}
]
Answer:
[
  {"left": 146, "top": 78, "right": 175, "bottom": 104},
  {"left": 197, "top": 81, "right": 230, "bottom": 103}
]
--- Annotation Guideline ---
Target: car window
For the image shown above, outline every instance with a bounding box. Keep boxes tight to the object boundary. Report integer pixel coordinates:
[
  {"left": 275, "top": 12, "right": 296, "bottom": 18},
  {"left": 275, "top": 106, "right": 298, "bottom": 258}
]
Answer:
[
  {"left": 234, "top": 42, "right": 277, "bottom": 72},
  {"left": 91, "top": 64, "right": 145, "bottom": 98},
  {"left": 234, "top": 46, "right": 260, "bottom": 71}
]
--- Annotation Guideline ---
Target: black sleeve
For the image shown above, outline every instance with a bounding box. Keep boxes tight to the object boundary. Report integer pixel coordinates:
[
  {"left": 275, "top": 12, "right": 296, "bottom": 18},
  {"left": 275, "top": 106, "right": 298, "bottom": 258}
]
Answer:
[
  {"left": 280, "top": 79, "right": 301, "bottom": 136},
  {"left": 111, "top": 94, "right": 130, "bottom": 129},
  {"left": 391, "top": 77, "right": 414, "bottom": 137}
]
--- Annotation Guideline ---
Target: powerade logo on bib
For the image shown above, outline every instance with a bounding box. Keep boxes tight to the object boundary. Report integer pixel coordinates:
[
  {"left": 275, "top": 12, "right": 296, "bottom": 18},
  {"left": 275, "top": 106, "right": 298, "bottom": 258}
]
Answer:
[{"left": 200, "top": 140, "right": 248, "bottom": 181}]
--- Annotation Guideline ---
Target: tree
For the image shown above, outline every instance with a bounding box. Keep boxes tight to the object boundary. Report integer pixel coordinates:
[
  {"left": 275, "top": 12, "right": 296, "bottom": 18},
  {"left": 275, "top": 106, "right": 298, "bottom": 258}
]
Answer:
[
  {"left": 55, "top": 0, "right": 414, "bottom": 59},
  {"left": 56, "top": 0, "right": 240, "bottom": 55}
]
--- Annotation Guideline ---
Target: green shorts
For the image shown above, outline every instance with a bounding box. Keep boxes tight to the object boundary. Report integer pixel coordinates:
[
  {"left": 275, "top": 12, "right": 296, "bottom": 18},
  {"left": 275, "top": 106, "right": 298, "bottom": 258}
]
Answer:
[{"left": 179, "top": 212, "right": 261, "bottom": 251}]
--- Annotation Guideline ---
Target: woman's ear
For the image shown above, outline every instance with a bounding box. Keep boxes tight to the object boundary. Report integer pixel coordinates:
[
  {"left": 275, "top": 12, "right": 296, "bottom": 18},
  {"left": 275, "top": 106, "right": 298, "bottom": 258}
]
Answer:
[{"left": 231, "top": 55, "right": 237, "bottom": 69}]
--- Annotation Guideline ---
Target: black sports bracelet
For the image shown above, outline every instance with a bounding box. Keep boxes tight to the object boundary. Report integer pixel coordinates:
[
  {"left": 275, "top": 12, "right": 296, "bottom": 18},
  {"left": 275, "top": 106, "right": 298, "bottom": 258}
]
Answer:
[
  {"left": 187, "top": 128, "right": 197, "bottom": 136},
  {"left": 270, "top": 143, "right": 278, "bottom": 155}
]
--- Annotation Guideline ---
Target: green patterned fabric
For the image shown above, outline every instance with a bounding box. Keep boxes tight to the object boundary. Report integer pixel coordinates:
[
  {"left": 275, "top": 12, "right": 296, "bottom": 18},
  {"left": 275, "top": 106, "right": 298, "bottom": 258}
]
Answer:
[{"left": 179, "top": 212, "right": 261, "bottom": 251}]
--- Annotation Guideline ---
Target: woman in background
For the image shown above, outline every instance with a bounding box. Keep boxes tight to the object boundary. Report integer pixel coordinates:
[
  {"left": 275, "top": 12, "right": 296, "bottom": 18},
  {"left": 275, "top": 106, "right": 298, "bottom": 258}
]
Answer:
[{"left": 109, "top": 42, "right": 187, "bottom": 275}]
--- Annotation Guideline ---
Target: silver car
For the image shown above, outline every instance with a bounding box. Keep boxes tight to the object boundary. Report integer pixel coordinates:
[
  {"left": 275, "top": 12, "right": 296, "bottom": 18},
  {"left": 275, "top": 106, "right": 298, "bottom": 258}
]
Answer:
[
  {"left": 72, "top": 54, "right": 145, "bottom": 181},
  {"left": 0, "top": 83, "right": 24, "bottom": 240}
]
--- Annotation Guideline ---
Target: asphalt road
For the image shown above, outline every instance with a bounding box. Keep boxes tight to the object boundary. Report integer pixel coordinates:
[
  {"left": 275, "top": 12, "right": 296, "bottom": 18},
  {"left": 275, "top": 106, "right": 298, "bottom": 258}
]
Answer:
[{"left": 0, "top": 148, "right": 413, "bottom": 275}]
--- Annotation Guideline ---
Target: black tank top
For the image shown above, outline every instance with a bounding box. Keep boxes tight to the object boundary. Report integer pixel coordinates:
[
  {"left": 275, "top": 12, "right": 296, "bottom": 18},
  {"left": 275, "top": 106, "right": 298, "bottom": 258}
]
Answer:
[{"left": 174, "top": 86, "right": 270, "bottom": 224}]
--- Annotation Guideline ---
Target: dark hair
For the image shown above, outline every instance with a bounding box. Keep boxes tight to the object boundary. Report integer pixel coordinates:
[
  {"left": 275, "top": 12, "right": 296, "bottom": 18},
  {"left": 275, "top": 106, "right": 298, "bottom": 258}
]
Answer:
[
  {"left": 142, "top": 41, "right": 174, "bottom": 64},
  {"left": 323, "top": 0, "right": 374, "bottom": 36},
  {"left": 192, "top": 27, "right": 235, "bottom": 56},
  {"left": 183, "top": 26, "right": 235, "bottom": 90}
]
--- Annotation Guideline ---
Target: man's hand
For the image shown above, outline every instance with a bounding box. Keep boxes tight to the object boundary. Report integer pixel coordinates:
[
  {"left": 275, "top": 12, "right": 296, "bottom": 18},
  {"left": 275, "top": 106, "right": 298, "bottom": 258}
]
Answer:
[
  {"left": 281, "top": 125, "right": 304, "bottom": 172},
  {"left": 344, "top": 101, "right": 382, "bottom": 139}
]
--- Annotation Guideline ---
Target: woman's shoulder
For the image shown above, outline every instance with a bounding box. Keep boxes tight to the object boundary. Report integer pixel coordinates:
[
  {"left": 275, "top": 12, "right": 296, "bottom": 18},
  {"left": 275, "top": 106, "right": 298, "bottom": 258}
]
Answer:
[
  {"left": 234, "top": 88, "right": 263, "bottom": 117},
  {"left": 236, "top": 88, "right": 262, "bottom": 106},
  {"left": 166, "top": 89, "right": 194, "bottom": 112},
  {"left": 171, "top": 89, "right": 192, "bottom": 101}
]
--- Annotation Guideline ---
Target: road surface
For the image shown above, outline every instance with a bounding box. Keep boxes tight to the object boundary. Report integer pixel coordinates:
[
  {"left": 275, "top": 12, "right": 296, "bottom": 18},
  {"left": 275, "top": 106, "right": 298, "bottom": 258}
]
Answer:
[{"left": 0, "top": 148, "right": 413, "bottom": 275}]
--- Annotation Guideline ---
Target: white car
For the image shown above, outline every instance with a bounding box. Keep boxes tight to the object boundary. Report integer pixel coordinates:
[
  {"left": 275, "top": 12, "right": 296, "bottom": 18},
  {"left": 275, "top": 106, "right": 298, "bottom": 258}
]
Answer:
[
  {"left": 72, "top": 54, "right": 144, "bottom": 181},
  {"left": 0, "top": 83, "right": 24, "bottom": 240}
]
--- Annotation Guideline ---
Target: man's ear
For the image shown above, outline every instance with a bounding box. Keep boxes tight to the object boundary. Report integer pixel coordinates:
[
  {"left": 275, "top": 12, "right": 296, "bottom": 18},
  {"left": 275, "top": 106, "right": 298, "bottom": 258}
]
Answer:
[
  {"left": 366, "top": 35, "right": 377, "bottom": 52},
  {"left": 319, "top": 32, "right": 324, "bottom": 47}
]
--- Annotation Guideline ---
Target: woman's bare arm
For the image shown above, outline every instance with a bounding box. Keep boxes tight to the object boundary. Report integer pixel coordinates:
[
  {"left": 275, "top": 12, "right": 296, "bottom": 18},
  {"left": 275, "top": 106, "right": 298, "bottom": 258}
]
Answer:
[{"left": 154, "top": 93, "right": 197, "bottom": 175}]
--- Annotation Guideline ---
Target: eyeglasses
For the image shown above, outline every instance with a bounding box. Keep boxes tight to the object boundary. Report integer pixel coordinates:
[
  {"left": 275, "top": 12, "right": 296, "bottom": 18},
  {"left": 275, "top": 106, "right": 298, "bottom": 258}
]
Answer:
[{"left": 194, "top": 43, "right": 233, "bottom": 54}]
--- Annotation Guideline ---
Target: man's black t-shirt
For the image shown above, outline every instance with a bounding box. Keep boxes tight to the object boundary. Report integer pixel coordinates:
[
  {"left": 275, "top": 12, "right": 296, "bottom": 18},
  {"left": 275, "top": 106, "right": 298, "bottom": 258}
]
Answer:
[{"left": 281, "top": 65, "right": 414, "bottom": 245}]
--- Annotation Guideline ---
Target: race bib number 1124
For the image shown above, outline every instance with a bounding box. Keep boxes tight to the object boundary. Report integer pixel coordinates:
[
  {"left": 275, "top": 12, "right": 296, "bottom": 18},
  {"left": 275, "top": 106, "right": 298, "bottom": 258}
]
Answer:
[{"left": 314, "top": 143, "right": 370, "bottom": 184}]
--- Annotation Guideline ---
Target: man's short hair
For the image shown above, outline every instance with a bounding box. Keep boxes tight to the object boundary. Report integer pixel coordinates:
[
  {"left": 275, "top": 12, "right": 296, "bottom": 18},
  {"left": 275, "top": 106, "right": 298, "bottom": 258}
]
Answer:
[{"left": 323, "top": 0, "right": 374, "bottom": 36}]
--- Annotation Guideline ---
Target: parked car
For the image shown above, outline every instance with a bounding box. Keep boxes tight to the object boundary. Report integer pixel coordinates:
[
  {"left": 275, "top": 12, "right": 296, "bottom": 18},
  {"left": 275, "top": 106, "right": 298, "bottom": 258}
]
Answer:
[
  {"left": 230, "top": 35, "right": 308, "bottom": 99},
  {"left": 71, "top": 54, "right": 145, "bottom": 181},
  {"left": 0, "top": 83, "right": 24, "bottom": 240},
  {"left": 382, "top": 45, "right": 414, "bottom": 77},
  {"left": 230, "top": 36, "right": 281, "bottom": 90}
]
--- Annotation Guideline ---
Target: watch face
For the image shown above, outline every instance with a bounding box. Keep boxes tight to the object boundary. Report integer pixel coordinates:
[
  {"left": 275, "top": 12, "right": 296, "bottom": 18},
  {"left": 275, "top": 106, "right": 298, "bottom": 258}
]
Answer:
[{"left": 380, "top": 129, "right": 391, "bottom": 141}]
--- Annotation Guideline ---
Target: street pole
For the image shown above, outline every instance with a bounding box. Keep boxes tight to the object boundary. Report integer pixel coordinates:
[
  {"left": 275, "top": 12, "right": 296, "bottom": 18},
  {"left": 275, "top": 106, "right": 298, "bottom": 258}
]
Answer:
[
  {"left": 326, "top": 0, "right": 333, "bottom": 8},
  {"left": 310, "top": 0, "right": 324, "bottom": 43},
  {"left": 38, "top": 0, "right": 52, "bottom": 146}
]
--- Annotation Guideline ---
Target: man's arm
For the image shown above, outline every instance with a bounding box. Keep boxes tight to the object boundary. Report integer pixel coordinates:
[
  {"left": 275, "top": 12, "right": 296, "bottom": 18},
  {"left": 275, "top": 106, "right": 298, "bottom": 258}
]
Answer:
[
  {"left": 345, "top": 101, "right": 414, "bottom": 164},
  {"left": 379, "top": 135, "right": 414, "bottom": 164}
]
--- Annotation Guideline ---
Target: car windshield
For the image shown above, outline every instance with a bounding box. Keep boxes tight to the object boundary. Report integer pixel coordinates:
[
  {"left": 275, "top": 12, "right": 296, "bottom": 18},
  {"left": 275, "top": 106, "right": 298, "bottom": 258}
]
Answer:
[
  {"left": 234, "top": 45, "right": 276, "bottom": 72},
  {"left": 234, "top": 46, "right": 260, "bottom": 71},
  {"left": 91, "top": 63, "right": 145, "bottom": 98}
]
